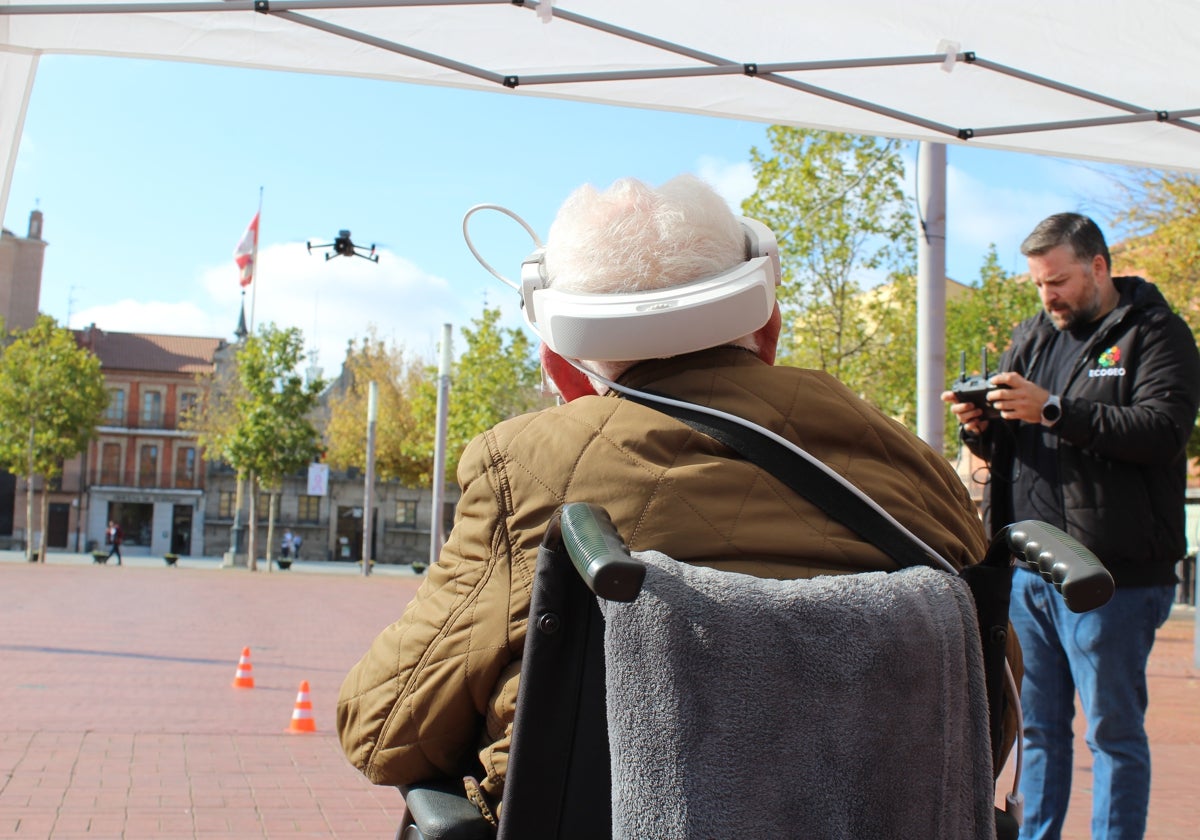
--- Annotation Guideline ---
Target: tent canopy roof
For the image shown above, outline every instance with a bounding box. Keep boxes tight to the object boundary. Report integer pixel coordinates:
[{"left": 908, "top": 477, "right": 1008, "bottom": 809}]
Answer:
[{"left": 3, "top": 1, "right": 1200, "bottom": 184}]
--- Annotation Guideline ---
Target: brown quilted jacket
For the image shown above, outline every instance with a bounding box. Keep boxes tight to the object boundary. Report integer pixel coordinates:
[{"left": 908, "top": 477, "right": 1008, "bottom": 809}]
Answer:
[{"left": 337, "top": 348, "right": 994, "bottom": 801}]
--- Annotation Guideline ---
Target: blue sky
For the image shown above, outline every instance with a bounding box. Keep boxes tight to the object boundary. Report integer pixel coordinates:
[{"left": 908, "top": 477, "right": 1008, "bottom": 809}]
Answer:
[{"left": 4, "top": 54, "right": 1126, "bottom": 374}]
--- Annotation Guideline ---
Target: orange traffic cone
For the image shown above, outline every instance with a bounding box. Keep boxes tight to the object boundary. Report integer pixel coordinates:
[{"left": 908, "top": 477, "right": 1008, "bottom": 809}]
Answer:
[
  {"left": 288, "top": 680, "right": 316, "bottom": 733},
  {"left": 231, "top": 647, "right": 255, "bottom": 689}
]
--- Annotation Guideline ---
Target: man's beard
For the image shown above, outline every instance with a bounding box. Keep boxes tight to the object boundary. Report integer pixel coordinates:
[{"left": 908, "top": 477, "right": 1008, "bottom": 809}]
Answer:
[{"left": 1048, "top": 272, "right": 1102, "bottom": 331}]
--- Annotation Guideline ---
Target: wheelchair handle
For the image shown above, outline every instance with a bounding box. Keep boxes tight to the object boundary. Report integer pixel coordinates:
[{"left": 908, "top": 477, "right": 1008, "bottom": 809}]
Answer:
[
  {"left": 560, "top": 503, "right": 646, "bottom": 602},
  {"left": 1004, "top": 520, "right": 1114, "bottom": 613}
]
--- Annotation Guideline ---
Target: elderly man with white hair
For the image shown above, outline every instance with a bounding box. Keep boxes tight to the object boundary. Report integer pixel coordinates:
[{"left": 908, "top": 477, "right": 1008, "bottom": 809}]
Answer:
[{"left": 337, "top": 174, "right": 993, "bottom": 820}]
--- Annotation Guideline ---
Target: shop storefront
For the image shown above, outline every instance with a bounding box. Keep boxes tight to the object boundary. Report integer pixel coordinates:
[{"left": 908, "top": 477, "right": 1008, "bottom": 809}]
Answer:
[{"left": 87, "top": 488, "right": 203, "bottom": 557}]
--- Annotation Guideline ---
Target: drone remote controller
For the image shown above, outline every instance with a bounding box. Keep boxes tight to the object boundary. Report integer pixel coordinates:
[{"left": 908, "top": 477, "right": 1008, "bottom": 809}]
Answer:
[{"left": 951, "top": 348, "right": 1005, "bottom": 419}]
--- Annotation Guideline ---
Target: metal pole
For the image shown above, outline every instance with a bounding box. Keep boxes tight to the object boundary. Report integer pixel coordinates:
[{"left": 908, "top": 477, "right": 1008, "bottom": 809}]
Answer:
[
  {"left": 916, "top": 141, "right": 947, "bottom": 452},
  {"left": 429, "top": 323, "right": 452, "bottom": 565},
  {"left": 362, "top": 380, "right": 378, "bottom": 577},
  {"left": 248, "top": 187, "right": 262, "bottom": 334}
]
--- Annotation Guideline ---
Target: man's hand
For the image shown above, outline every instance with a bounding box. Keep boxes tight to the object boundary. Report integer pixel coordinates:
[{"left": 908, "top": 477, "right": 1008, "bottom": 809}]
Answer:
[
  {"left": 941, "top": 389, "right": 989, "bottom": 435},
  {"left": 987, "top": 371, "right": 1051, "bottom": 424}
]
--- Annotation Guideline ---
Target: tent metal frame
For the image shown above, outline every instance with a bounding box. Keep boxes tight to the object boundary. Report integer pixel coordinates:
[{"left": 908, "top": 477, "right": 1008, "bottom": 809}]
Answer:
[{"left": 5, "top": 0, "right": 1199, "bottom": 144}]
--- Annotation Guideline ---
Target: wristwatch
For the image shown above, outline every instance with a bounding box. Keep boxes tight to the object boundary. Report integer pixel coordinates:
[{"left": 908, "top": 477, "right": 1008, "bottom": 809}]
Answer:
[{"left": 1041, "top": 394, "right": 1062, "bottom": 427}]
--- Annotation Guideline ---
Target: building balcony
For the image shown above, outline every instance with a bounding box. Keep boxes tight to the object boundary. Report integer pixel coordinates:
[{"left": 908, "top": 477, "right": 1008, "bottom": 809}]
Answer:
[{"left": 94, "top": 472, "right": 201, "bottom": 491}]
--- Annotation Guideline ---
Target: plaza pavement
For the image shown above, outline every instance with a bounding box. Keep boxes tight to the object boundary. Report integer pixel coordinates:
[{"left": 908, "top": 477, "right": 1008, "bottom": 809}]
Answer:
[{"left": 1, "top": 549, "right": 1197, "bottom": 838}]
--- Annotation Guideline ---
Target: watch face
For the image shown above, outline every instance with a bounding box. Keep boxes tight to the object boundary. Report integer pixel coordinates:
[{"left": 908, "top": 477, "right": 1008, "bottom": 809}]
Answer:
[{"left": 1042, "top": 399, "right": 1061, "bottom": 422}]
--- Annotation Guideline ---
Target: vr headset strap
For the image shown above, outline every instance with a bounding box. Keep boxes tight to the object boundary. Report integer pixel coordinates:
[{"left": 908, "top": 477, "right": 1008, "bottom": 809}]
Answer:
[{"left": 626, "top": 393, "right": 937, "bottom": 570}]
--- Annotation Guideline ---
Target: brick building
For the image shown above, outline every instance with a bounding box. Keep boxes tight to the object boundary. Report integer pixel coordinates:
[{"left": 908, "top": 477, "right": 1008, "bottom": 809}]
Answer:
[
  {"left": 70, "top": 326, "right": 225, "bottom": 556},
  {"left": 0, "top": 210, "right": 48, "bottom": 544}
]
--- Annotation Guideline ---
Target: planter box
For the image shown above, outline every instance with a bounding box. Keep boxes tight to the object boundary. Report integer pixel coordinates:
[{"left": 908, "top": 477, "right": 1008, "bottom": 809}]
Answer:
[{"left": 164, "top": 554, "right": 179, "bottom": 567}]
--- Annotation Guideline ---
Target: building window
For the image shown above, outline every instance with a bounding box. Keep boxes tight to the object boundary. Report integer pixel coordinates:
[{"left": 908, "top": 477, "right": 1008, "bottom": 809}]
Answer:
[
  {"left": 100, "top": 443, "right": 122, "bottom": 485},
  {"left": 140, "top": 390, "right": 163, "bottom": 427},
  {"left": 178, "top": 391, "right": 199, "bottom": 426},
  {"left": 298, "top": 495, "right": 321, "bottom": 523},
  {"left": 395, "top": 500, "right": 418, "bottom": 528},
  {"left": 256, "top": 492, "right": 277, "bottom": 520},
  {"left": 138, "top": 444, "right": 158, "bottom": 487},
  {"left": 175, "top": 447, "right": 196, "bottom": 488},
  {"left": 218, "top": 491, "right": 236, "bottom": 519},
  {"left": 104, "top": 388, "right": 127, "bottom": 424}
]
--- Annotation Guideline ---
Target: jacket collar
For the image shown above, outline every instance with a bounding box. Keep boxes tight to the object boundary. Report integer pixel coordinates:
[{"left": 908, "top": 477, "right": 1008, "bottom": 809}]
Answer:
[{"left": 612, "top": 347, "right": 767, "bottom": 394}]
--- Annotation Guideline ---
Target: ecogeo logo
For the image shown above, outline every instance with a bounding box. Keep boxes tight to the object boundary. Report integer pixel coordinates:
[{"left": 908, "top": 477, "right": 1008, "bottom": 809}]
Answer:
[{"left": 1089, "top": 345, "right": 1126, "bottom": 377}]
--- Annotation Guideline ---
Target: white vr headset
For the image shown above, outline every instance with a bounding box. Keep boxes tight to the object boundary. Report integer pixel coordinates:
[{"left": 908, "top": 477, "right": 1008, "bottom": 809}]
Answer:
[{"left": 520, "top": 217, "right": 781, "bottom": 361}]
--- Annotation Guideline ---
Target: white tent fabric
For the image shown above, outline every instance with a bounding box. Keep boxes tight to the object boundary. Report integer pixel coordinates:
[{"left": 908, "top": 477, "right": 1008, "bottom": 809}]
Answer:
[{"left": 3, "top": 0, "right": 1200, "bottom": 221}]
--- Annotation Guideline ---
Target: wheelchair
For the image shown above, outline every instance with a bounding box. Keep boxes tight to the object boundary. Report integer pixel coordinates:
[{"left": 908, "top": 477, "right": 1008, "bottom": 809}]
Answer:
[{"left": 397, "top": 503, "right": 1113, "bottom": 840}]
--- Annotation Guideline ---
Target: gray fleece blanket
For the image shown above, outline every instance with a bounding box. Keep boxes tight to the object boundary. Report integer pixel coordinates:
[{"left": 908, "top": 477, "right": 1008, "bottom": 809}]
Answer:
[{"left": 600, "top": 552, "right": 995, "bottom": 840}]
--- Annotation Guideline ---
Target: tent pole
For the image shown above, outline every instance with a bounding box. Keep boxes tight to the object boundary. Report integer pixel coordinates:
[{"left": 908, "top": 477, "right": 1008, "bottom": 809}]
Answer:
[
  {"left": 916, "top": 141, "right": 947, "bottom": 453},
  {"left": 0, "top": 51, "right": 39, "bottom": 227},
  {"left": 428, "top": 323, "right": 452, "bottom": 565}
]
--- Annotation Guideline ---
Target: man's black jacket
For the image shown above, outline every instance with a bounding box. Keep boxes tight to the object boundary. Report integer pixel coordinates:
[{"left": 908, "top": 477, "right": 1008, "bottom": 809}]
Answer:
[{"left": 965, "top": 276, "right": 1200, "bottom": 587}]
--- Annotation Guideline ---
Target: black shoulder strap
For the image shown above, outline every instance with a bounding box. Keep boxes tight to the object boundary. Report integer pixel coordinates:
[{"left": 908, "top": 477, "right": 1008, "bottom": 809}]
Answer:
[{"left": 626, "top": 394, "right": 937, "bottom": 570}]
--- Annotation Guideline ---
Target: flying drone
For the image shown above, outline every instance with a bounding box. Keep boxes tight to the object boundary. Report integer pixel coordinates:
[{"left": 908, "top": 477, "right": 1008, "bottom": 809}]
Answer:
[{"left": 306, "top": 230, "right": 380, "bottom": 263}]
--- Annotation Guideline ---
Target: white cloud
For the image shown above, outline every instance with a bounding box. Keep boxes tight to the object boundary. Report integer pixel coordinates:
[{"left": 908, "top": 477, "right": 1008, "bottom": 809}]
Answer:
[
  {"left": 71, "top": 299, "right": 226, "bottom": 338},
  {"left": 74, "top": 241, "right": 477, "bottom": 381},
  {"left": 944, "top": 155, "right": 1127, "bottom": 282},
  {"left": 696, "top": 156, "right": 756, "bottom": 212}
]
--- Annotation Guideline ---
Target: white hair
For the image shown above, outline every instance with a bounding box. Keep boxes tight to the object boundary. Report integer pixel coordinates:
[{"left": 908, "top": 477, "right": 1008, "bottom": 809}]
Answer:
[{"left": 543, "top": 175, "right": 758, "bottom": 383}]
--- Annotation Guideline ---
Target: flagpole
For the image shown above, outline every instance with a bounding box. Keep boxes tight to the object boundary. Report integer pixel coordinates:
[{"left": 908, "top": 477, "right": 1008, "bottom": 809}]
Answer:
[{"left": 249, "top": 186, "right": 262, "bottom": 334}]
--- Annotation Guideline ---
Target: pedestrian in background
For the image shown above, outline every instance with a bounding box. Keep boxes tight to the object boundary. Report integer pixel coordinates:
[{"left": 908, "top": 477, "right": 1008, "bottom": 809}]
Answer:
[{"left": 105, "top": 520, "right": 123, "bottom": 566}]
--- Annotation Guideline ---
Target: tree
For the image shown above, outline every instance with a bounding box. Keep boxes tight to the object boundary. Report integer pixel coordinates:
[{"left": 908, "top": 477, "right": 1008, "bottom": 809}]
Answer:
[
  {"left": 1111, "top": 171, "right": 1200, "bottom": 313},
  {"left": 235, "top": 325, "right": 324, "bottom": 570},
  {"left": 324, "top": 328, "right": 429, "bottom": 485},
  {"left": 185, "top": 341, "right": 249, "bottom": 561},
  {"left": 191, "top": 324, "right": 323, "bottom": 570},
  {"left": 742, "top": 128, "right": 916, "bottom": 394},
  {"left": 0, "top": 315, "right": 107, "bottom": 562},
  {"left": 1111, "top": 170, "right": 1200, "bottom": 457},
  {"left": 851, "top": 272, "right": 919, "bottom": 425},
  {"left": 943, "top": 245, "right": 1038, "bottom": 453},
  {"left": 408, "top": 305, "right": 549, "bottom": 484}
]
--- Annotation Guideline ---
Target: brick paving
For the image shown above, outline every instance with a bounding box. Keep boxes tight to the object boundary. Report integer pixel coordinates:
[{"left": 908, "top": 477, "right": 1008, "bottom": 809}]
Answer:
[
  {"left": 1, "top": 551, "right": 1197, "bottom": 838},
  {"left": 994, "top": 608, "right": 1200, "bottom": 839},
  {"left": 0, "top": 554, "right": 420, "bottom": 838}
]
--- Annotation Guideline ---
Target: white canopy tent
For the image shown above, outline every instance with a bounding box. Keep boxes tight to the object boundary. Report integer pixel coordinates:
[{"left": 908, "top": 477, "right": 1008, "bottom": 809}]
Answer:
[
  {"left": 3, "top": 0, "right": 1199, "bottom": 448},
  {"left": 4, "top": 0, "right": 1200, "bottom": 218}
]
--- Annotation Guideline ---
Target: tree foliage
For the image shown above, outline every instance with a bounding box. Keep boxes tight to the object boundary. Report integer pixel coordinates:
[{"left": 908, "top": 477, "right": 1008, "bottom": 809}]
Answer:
[
  {"left": 1110, "top": 170, "right": 1200, "bottom": 457},
  {"left": 184, "top": 344, "right": 244, "bottom": 459},
  {"left": 323, "top": 327, "right": 429, "bottom": 485},
  {"left": 408, "top": 306, "right": 550, "bottom": 484},
  {"left": 851, "top": 272, "right": 918, "bottom": 424},
  {"left": 742, "top": 127, "right": 916, "bottom": 392},
  {"left": 0, "top": 315, "right": 107, "bottom": 561},
  {"left": 231, "top": 325, "right": 324, "bottom": 486},
  {"left": 1111, "top": 171, "right": 1200, "bottom": 317},
  {"left": 188, "top": 324, "right": 323, "bottom": 570},
  {"left": 942, "top": 245, "right": 1038, "bottom": 452},
  {"left": 232, "top": 325, "right": 324, "bottom": 569}
]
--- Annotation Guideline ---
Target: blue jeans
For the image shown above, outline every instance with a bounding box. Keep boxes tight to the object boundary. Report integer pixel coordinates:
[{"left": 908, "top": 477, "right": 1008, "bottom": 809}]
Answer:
[{"left": 1009, "top": 569, "right": 1174, "bottom": 840}]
